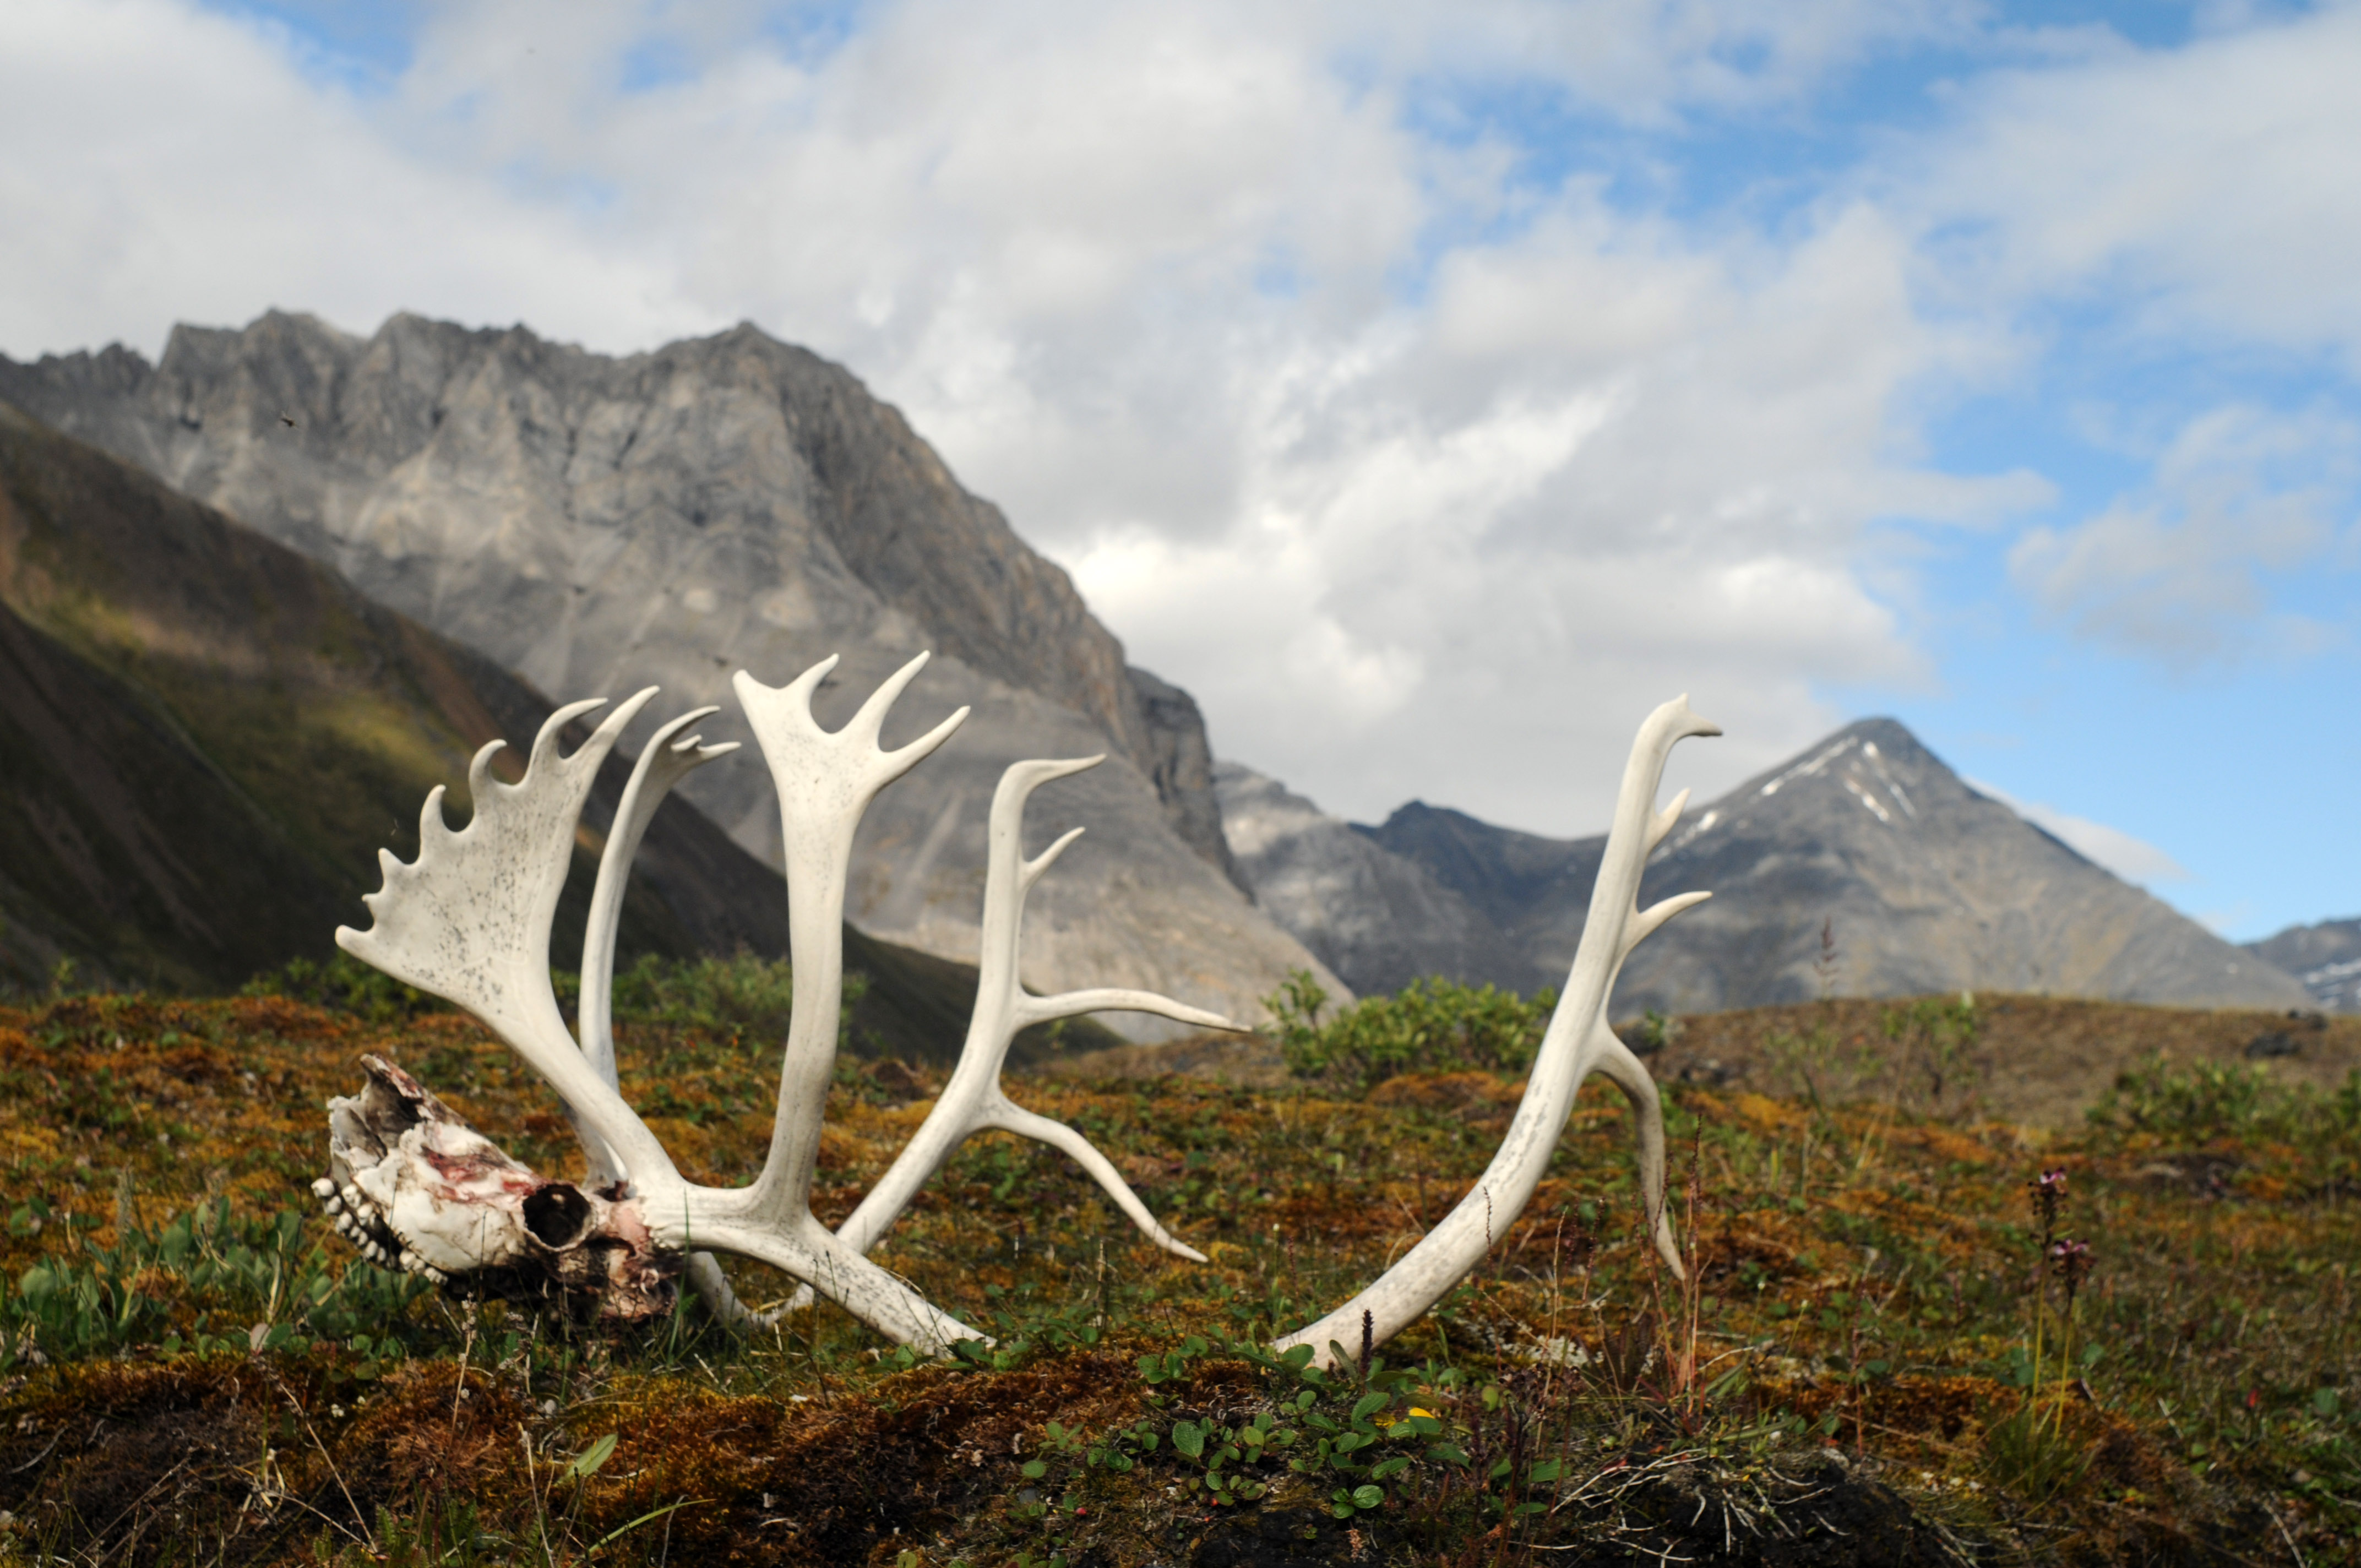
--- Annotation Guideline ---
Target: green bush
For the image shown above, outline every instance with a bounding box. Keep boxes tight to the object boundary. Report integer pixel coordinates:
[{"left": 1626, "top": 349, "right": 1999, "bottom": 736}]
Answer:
[
  {"left": 604, "top": 951, "right": 817, "bottom": 1037},
  {"left": 1265, "top": 970, "right": 1557, "bottom": 1094},
  {"left": 2087, "top": 1053, "right": 2361, "bottom": 1145}
]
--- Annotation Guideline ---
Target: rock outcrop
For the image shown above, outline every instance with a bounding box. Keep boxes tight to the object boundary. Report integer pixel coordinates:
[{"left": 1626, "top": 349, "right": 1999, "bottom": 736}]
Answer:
[
  {"left": 1225, "top": 717, "right": 2313, "bottom": 1015},
  {"left": 1, "top": 313, "right": 1334, "bottom": 1033},
  {"left": 0, "top": 397, "right": 784, "bottom": 989}
]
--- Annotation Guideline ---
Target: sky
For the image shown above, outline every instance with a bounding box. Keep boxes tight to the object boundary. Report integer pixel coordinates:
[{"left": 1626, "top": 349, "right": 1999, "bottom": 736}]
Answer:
[{"left": 1, "top": 0, "right": 2355, "bottom": 941}]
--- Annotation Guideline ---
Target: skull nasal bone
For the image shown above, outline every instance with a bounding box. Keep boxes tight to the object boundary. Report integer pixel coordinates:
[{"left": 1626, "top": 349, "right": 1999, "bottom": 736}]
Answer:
[{"left": 523, "top": 1184, "right": 594, "bottom": 1249}]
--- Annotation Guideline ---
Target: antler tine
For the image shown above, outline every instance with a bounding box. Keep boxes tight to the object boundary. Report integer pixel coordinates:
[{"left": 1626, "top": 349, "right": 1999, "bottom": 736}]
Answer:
[
  {"left": 845, "top": 649, "right": 933, "bottom": 747},
  {"left": 1584, "top": 1019, "right": 1683, "bottom": 1273},
  {"left": 982, "top": 1098, "right": 1209, "bottom": 1261},
  {"left": 573, "top": 705, "right": 736, "bottom": 1188},
  {"left": 338, "top": 688, "right": 676, "bottom": 1189},
  {"left": 778, "top": 754, "right": 1229, "bottom": 1306},
  {"left": 1024, "top": 825, "right": 1088, "bottom": 889},
  {"left": 1275, "top": 694, "right": 1716, "bottom": 1368},
  {"left": 1017, "top": 988, "right": 1237, "bottom": 1031},
  {"left": 1624, "top": 889, "right": 1712, "bottom": 960},
  {"left": 1647, "top": 787, "right": 1693, "bottom": 852}
]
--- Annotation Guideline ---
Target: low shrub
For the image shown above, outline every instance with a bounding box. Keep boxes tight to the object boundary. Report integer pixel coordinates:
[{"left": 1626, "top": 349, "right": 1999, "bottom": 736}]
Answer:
[
  {"left": 2087, "top": 1053, "right": 2361, "bottom": 1145},
  {"left": 1264, "top": 970, "right": 1555, "bottom": 1093}
]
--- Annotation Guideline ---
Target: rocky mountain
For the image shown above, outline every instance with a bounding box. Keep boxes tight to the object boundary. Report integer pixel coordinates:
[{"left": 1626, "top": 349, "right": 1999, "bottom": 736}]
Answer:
[
  {"left": 0, "top": 312, "right": 1335, "bottom": 1035},
  {"left": 1214, "top": 764, "right": 1549, "bottom": 998},
  {"left": 2245, "top": 917, "right": 2361, "bottom": 1012},
  {"left": 0, "top": 400, "right": 1115, "bottom": 1060},
  {"left": 1226, "top": 716, "right": 2313, "bottom": 1016}
]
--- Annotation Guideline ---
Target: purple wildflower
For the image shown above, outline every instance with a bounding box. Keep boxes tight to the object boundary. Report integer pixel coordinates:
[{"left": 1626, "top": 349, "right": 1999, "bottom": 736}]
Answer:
[
  {"left": 2048, "top": 1238, "right": 2093, "bottom": 1310},
  {"left": 2028, "top": 1168, "right": 2068, "bottom": 1243}
]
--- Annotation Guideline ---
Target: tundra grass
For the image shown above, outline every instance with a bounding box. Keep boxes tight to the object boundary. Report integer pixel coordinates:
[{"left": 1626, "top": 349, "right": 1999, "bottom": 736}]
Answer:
[{"left": 0, "top": 989, "right": 2354, "bottom": 1565}]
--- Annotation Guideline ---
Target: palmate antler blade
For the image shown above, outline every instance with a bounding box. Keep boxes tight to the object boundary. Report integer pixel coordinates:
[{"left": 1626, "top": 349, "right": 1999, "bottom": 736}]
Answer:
[
  {"left": 1276, "top": 695, "right": 1719, "bottom": 1368},
  {"left": 335, "top": 689, "right": 680, "bottom": 1188}
]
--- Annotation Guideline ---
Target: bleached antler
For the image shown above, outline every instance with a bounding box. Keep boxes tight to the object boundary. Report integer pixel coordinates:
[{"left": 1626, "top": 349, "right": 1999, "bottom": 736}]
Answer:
[
  {"left": 722, "top": 652, "right": 970, "bottom": 1228},
  {"left": 324, "top": 649, "right": 1725, "bottom": 1367},
  {"left": 336, "top": 688, "right": 678, "bottom": 1188},
  {"left": 333, "top": 660, "right": 983, "bottom": 1352},
  {"left": 572, "top": 707, "right": 736, "bottom": 1186},
  {"left": 1275, "top": 695, "right": 1718, "bottom": 1368},
  {"left": 841, "top": 754, "right": 1234, "bottom": 1258},
  {"left": 741, "top": 756, "right": 1235, "bottom": 1321}
]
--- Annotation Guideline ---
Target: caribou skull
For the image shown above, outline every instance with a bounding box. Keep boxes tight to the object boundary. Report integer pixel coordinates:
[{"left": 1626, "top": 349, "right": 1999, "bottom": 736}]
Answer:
[{"left": 323, "top": 652, "right": 1716, "bottom": 1364}]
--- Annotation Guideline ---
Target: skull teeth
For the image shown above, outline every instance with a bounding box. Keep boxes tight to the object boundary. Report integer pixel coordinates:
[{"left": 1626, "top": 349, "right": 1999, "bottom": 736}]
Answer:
[{"left": 310, "top": 1177, "right": 337, "bottom": 1200}]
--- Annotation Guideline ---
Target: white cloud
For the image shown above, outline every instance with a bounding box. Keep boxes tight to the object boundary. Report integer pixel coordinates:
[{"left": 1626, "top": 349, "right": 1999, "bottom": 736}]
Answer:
[
  {"left": 0, "top": 0, "right": 707, "bottom": 360},
  {"left": 1962, "top": 778, "right": 2190, "bottom": 889},
  {"left": 1908, "top": 3, "right": 2361, "bottom": 365},
  {"left": 1, "top": 0, "right": 2351, "bottom": 846},
  {"left": 2008, "top": 404, "right": 2355, "bottom": 664}
]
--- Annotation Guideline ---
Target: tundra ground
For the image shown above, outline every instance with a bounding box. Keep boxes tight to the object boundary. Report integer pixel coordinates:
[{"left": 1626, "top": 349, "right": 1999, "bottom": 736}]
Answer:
[{"left": 1, "top": 984, "right": 2355, "bottom": 1566}]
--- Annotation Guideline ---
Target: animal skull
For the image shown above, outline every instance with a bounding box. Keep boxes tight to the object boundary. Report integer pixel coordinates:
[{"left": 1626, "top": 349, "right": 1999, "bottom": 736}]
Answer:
[{"left": 314, "top": 1054, "right": 678, "bottom": 1321}]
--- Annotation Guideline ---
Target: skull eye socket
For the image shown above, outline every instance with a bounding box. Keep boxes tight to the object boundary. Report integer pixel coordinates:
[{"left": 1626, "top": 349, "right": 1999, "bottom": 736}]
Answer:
[{"left": 523, "top": 1184, "right": 594, "bottom": 1250}]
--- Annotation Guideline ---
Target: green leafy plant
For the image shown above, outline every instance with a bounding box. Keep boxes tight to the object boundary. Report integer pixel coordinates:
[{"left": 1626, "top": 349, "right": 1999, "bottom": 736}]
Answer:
[
  {"left": 1265, "top": 970, "right": 1557, "bottom": 1092},
  {"left": 2089, "top": 1053, "right": 2300, "bottom": 1141},
  {"left": 241, "top": 952, "right": 444, "bottom": 1023},
  {"left": 4, "top": 1196, "right": 432, "bottom": 1369},
  {"left": 605, "top": 951, "right": 819, "bottom": 1038},
  {"left": 1881, "top": 992, "right": 1979, "bottom": 1109}
]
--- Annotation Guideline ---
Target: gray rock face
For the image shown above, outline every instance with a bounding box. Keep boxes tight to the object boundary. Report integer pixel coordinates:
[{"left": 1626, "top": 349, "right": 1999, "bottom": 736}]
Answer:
[
  {"left": 2244, "top": 918, "right": 2361, "bottom": 1011},
  {"left": 1593, "top": 720, "right": 2310, "bottom": 1012},
  {"left": 2, "top": 312, "right": 1331, "bottom": 1035},
  {"left": 1228, "top": 717, "right": 2314, "bottom": 1014},
  {"left": 1214, "top": 763, "right": 1527, "bottom": 999}
]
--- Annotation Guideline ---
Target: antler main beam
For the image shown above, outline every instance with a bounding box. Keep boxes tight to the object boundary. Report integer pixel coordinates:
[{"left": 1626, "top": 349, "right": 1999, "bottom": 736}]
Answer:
[
  {"left": 574, "top": 706, "right": 735, "bottom": 1186},
  {"left": 1274, "top": 695, "right": 1718, "bottom": 1368}
]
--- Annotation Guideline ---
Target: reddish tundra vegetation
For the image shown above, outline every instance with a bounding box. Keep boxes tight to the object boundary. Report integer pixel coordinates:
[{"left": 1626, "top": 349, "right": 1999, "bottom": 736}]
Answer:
[{"left": 1, "top": 969, "right": 2357, "bottom": 1566}]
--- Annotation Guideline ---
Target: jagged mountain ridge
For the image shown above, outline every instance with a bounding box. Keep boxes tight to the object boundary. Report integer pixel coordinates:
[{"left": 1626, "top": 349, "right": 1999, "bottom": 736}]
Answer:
[
  {"left": 1213, "top": 764, "right": 1549, "bottom": 998},
  {"left": 1226, "top": 717, "right": 2313, "bottom": 1015},
  {"left": 0, "top": 400, "right": 1117, "bottom": 1060},
  {"left": 2244, "top": 917, "right": 2361, "bottom": 1012},
  {"left": 1, "top": 312, "right": 1336, "bottom": 1035}
]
